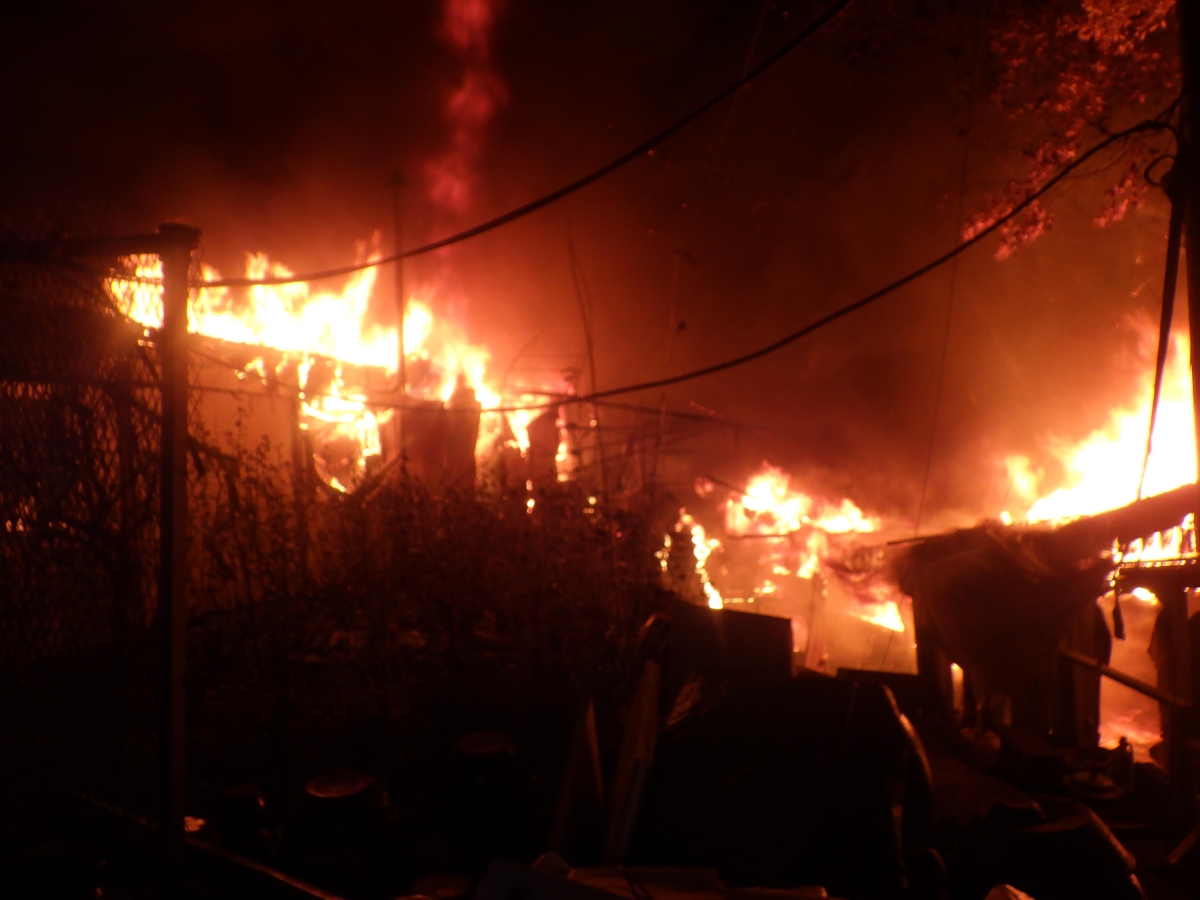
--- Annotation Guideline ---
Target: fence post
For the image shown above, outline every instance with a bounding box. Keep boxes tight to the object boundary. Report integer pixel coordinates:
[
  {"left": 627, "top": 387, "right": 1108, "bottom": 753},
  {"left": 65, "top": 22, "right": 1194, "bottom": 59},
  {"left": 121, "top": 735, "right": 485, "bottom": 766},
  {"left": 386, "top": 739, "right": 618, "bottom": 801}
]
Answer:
[{"left": 156, "top": 222, "right": 200, "bottom": 880}]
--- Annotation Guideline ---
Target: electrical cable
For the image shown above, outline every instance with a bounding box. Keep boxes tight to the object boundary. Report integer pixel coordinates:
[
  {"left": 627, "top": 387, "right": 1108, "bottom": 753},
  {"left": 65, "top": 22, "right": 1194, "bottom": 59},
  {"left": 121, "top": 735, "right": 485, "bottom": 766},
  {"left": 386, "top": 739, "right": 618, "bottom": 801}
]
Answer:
[
  {"left": 1136, "top": 156, "right": 1186, "bottom": 499},
  {"left": 166, "top": 122, "right": 1172, "bottom": 416},
  {"left": 538, "top": 121, "right": 1172, "bottom": 411},
  {"left": 187, "top": 0, "right": 854, "bottom": 289},
  {"left": 914, "top": 8, "right": 980, "bottom": 536}
]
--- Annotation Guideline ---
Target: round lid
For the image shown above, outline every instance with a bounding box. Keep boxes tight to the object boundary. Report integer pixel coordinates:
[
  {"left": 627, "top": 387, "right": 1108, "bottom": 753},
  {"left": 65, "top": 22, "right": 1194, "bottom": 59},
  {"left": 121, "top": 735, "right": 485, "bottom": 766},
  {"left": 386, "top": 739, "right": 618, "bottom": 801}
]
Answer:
[{"left": 305, "top": 770, "right": 376, "bottom": 799}]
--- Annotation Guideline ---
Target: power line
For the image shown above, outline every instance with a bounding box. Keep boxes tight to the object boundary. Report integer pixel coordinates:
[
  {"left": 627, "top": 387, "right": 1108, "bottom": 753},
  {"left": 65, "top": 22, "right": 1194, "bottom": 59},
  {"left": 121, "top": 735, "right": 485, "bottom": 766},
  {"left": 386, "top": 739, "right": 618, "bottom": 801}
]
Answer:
[
  {"left": 188, "top": 0, "right": 854, "bottom": 289},
  {"left": 545, "top": 121, "right": 1170, "bottom": 410},
  {"left": 182, "top": 122, "right": 1171, "bottom": 416},
  {"left": 188, "top": 350, "right": 735, "bottom": 427},
  {"left": 914, "top": 7, "right": 981, "bottom": 537}
]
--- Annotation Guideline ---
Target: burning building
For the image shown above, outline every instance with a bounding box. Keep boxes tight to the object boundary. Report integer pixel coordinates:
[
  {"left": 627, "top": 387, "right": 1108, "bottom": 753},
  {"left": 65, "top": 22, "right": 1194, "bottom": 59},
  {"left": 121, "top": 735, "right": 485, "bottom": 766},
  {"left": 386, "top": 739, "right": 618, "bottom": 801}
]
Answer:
[
  {"left": 104, "top": 244, "right": 579, "bottom": 499},
  {"left": 4, "top": 0, "right": 1200, "bottom": 896}
]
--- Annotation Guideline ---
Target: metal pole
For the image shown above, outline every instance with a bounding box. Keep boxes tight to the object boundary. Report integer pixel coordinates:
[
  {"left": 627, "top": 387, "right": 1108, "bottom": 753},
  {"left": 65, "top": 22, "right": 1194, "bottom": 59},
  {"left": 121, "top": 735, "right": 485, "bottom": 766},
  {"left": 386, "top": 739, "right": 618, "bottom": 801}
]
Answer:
[
  {"left": 1175, "top": 0, "right": 1199, "bottom": 836},
  {"left": 1181, "top": 4, "right": 1200, "bottom": 505},
  {"left": 389, "top": 170, "right": 407, "bottom": 397},
  {"left": 651, "top": 252, "right": 682, "bottom": 485},
  {"left": 156, "top": 222, "right": 200, "bottom": 880}
]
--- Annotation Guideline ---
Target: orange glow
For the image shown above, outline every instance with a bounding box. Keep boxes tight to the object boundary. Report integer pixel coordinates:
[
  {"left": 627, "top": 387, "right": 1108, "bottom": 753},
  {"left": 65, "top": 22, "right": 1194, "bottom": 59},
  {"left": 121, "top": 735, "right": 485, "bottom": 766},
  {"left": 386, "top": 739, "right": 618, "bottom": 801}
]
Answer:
[
  {"left": 428, "top": 0, "right": 507, "bottom": 211},
  {"left": 677, "top": 511, "right": 724, "bottom": 609},
  {"left": 851, "top": 599, "right": 905, "bottom": 632},
  {"left": 725, "top": 464, "right": 879, "bottom": 578},
  {"left": 669, "top": 465, "right": 895, "bottom": 636},
  {"left": 106, "top": 246, "right": 564, "bottom": 490},
  {"left": 1007, "top": 331, "right": 1195, "bottom": 523}
]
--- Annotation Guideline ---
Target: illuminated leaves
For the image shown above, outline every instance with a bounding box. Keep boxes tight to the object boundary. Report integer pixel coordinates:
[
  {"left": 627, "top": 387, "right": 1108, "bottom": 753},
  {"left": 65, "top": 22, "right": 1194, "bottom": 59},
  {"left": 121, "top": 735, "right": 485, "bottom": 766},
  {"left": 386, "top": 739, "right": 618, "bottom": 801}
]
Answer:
[{"left": 980, "top": 0, "right": 1177, "bottom": 253}]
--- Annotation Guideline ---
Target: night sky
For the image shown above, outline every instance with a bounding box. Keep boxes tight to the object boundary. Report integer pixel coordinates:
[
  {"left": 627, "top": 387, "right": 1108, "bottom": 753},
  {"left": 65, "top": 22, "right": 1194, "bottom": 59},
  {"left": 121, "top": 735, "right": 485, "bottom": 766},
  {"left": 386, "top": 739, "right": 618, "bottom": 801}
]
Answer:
[{"left": 1, "top": 0, "right": 1178, "bottom": 529}]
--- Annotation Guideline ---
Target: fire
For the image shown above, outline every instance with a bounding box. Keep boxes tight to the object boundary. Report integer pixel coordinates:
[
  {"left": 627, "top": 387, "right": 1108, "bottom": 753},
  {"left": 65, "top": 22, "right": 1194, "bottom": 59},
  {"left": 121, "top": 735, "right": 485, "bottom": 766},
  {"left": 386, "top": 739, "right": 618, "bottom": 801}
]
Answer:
[
  {"left": 669, "top": 465, "right": 894, "bottom": 632},
  {"left": 676, "top": 512, "right": 724, "bottom": 609},
  {"left": 854, "top": 599, "right": 906, "bottom": 632},
  {"left": 728, "top": 466, "right": 879, "bottom": 537},
  {"left": 725, "top": 465, "right": 880, "bottom": 578},
  {"left": 1005, "top": 330, "right": 1195, "bottom": 523},
  {"left": 999, "top": 326, "right": 1197, "bottom": 762},
  {"left": 665, "top": 466, "right": 915, "bottom": 675},
  {"left": 105, "top": 245, "right": 564, "bottom": 490}
]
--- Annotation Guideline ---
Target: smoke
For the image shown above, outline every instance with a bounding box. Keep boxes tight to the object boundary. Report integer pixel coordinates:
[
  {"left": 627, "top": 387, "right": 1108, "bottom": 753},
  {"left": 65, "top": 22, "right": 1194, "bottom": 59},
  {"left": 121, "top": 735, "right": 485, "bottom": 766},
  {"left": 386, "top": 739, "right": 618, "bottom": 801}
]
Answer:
[
  {"left": 427, "top": 0, "right": 509, "bottom": 212},
  {"left": 0, "top": 0, "right": 1180, "bottom": 533}
]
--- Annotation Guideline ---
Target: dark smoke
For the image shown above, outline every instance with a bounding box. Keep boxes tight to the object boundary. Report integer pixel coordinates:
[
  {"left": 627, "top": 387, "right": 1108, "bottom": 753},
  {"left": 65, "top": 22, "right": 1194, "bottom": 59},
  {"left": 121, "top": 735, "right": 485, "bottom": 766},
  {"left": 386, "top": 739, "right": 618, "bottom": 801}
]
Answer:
[{"left": 0, "top": 0, "right": 1175, "bottom": 530}]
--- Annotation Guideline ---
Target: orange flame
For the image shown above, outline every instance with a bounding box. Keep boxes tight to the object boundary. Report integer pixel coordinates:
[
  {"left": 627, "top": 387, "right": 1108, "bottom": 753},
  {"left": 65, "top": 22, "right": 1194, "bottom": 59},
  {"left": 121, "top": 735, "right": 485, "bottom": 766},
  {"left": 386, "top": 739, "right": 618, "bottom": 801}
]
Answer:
[
  {"left": 999, "top": 326, "right": 1196, "bottom": 759},
  {"left": 670, "top": 465, "right": 892, "bottom": 635},
  {"left": 677, "top": 511, "right": 724, "bottom": 609},
  {"left": 106, "top": 244, "right": 563, "bottom": 490},
  {"left": 1005, "top": 330, "right": 1195, "bottom": 523},
  {"left": 725, "top": 464, "right": 879, "bottom": 578}
]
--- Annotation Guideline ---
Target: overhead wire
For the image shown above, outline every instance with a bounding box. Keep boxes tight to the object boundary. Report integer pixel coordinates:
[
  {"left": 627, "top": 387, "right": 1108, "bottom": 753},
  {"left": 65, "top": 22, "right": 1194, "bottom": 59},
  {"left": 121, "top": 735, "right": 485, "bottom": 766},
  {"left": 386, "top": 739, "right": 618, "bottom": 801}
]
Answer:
[
  {"left": 535, "top": 120, "right": 1173, "bottom": 412},
  {"left": 914, "top": 6, "right": 981, "bottom": 536},
  {"left": 186, "top": 0, "right": 855, "bottom": 289},
  {"left": 139, "top": 117, "right": 1170, "bottom": 447},
  {"left": 187, "top": 352, "right": 743, "bottom": 429},
  {"left": 1136, "top": 153, "right": 1186, "bottom": 500},
  {"left": 180, "top": 120, "right": 1171, "bottom": 418}
]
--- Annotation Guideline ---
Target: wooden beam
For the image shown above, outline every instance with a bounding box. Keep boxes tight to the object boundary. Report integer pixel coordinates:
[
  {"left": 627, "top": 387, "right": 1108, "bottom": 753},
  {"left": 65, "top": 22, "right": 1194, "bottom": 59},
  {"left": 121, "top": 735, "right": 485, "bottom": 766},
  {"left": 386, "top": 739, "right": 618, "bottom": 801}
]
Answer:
[{"left": 1059, "top": 646, "right": 1190, "bottom": 709}]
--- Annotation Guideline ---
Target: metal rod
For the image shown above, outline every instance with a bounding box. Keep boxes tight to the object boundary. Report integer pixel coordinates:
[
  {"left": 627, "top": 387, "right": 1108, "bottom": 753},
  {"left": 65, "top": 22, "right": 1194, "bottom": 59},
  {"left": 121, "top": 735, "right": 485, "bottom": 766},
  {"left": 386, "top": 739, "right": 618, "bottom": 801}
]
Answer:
[
  {"left": 1137, "top": 171, "right": 1185, "bottom": 499},
  {"left": 1059, "top": 645, "right": 1191, "bottom": 708}
]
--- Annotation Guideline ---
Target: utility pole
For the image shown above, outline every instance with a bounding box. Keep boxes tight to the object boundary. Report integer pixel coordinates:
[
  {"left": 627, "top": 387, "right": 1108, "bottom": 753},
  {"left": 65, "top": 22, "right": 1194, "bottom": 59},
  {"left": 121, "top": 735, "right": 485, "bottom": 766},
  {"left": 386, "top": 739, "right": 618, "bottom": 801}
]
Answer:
[
  {"left": 1183, "top": 4, "right": 1200, "bottom": 461},
  {"left": 156, "top": 222, "right": 200, "bottom": 881},
  {"left": 1172, "top": 0, "right": 1199, "bottom": 840},
  {"left": 389, "top": 170, "right": 408, "bottom": 398}
]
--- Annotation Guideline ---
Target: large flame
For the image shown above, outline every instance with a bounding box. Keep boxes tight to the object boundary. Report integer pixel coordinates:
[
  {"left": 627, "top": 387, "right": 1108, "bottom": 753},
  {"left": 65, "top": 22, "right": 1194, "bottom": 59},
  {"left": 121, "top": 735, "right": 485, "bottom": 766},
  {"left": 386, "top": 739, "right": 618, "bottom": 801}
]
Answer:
[
  {"left": 1006, "top": 331, "right": 1195, "bottom": 523},
  {"left": 725, "top": 465, "right": 880, "bottom": 579},
  {"left": 671, "top": 465, "right": 898, "bottom": 633},
  {"left": 106, "top": 245, "right": 562, "bottom": 490},
  {"left": 1000, "top": 327, "right": 1197, "bottom": 761}
]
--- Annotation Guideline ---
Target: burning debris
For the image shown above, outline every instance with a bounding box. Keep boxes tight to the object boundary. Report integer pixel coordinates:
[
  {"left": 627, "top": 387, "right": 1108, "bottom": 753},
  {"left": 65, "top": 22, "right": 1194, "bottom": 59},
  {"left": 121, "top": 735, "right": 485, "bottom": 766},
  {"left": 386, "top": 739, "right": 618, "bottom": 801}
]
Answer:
[
  {"left": 660, "top": 464, "right": 916, "bottom": 676},
  {"left": 1003, "top": 329, "right": 1196, "bottom": 525},
  {"left": 105, "top": 246, "right": 572, "bottom": 493},
  {"left": 7, "top": 0, "right": 1200, "bottom": 897}
]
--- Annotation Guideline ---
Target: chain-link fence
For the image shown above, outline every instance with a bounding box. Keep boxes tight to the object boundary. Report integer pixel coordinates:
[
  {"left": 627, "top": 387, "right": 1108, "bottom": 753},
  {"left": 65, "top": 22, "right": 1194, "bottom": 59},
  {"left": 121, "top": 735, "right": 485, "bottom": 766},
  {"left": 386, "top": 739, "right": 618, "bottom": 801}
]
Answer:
[
  {"left": 0, "top": 255, "right": 163, "bottom": 856},
  {"left": 0, "top": 238, "right": 672, "bottom": 894}
]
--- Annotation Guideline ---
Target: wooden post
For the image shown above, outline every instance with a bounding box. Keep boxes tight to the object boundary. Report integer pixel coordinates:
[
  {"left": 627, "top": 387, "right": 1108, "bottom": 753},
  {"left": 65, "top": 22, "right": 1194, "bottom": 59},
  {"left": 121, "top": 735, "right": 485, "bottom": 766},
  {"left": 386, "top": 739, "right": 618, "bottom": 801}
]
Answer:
[{"left": 156, "top": 222, "right": 200, "bottom": 878}]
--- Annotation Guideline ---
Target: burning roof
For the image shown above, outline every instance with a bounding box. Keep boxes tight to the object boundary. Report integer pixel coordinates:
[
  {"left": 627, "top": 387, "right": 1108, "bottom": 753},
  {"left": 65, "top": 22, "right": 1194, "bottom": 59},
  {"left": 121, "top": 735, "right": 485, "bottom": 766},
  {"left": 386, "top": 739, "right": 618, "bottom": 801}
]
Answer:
[{"left": 104, "top": 246, "right": 571, "bottom": 493}]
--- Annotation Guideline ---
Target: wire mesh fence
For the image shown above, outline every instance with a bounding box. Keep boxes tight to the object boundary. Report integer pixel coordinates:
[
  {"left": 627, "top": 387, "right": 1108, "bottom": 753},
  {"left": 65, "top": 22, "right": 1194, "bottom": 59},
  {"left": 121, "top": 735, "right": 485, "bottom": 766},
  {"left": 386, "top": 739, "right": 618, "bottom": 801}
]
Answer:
[
  {"left": 0, "top": 258, "right": 163, "bottom": 835},
  {"left": 0, "top": 243, "right": 672, "bottom": 885}
]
